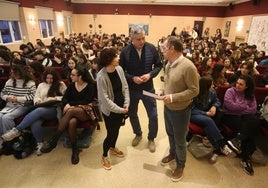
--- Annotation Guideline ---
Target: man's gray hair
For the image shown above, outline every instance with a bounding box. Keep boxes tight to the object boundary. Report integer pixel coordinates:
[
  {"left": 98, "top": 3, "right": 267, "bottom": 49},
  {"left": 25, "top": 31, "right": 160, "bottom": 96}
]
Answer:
[{"left": 130, "top": 25, "right": 145, "bottom": 37}]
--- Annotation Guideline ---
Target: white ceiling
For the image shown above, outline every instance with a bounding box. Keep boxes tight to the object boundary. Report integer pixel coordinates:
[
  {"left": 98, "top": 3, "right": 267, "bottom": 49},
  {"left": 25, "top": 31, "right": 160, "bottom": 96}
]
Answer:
[{"left": 71, "top": 0, "right": 250, "bottom": 6}]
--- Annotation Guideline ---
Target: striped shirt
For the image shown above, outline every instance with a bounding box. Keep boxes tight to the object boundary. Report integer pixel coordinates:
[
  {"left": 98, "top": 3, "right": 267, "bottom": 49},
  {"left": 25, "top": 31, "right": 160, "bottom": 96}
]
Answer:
[{"left": 1, "top": 78, "right": 36, "bottom": 107}]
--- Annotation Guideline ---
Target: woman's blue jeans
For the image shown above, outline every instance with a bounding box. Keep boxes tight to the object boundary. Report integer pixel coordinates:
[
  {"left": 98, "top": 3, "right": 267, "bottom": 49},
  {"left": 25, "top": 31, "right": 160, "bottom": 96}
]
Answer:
[
  {"left": 190, "top": 114, "right": 223, "bottom": 150},
  {"left": 0, "top": 106, "right": 30, "bottom": 135},
  {"left": 16, "top": 107, "right": 57, "bottom": 142}
]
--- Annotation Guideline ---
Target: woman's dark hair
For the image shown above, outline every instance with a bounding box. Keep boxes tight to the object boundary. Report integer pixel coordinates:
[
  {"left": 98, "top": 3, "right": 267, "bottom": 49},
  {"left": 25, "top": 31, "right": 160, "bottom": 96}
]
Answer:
[
  {"left": 11, "top": 64, "right": 33, "bottom": 88},
  {"left": 197, "top": 76, "right": 213, "bottom": 104},
  {"left": 200, "top": 57, "right": 211, "bottom": 71},
  {"left": 240, "top": 60, "right": 254, "bottom": 75},
  {"left": 75, "top": 67, "right": 94, "bottom": 84},
  {"left": 238, "top": 74, "right": 255, "bottom": 100},
  {"left": 99, "top": 47, "right": 117, "bottom": 69},
  {"left": 29, "top": 61, "right": 45, "bottom": 84},
  {"left": 11, "top": 51, "right": 26, "bottom": 65},
  {"left": 36, "top": 41, "right": 46, "bottom": 48},
  {"left": 77, "top": 54, "right": 88, "bottom": 63},
  {"left": 42, "top": 68, "right": 63, "bottom": 97},
  {"left": 211, "top": 50, "right": 220, "bottom": 62},
  {"left": 54, "top": 53, "right": 65, "bottom": 61},
  {"left": 0, "top": 49, "right": 12, "bottom": 62},
  {"left": 211, "top": 63, "right": 225, "bottom": 81}
]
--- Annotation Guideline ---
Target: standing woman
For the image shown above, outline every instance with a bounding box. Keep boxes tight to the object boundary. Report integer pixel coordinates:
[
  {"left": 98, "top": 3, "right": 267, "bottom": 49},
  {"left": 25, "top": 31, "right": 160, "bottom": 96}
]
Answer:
[
  {"left": 222, "top": 75, "right": 260, "bottom": 175},
  {"left": 97, "top": 48, "right": 129, "bottom": 170},
  {"left": 1, "top": 68, "right": 66, "bottom": 155},
  {"left": 41, "top": 67, "right": 96, "bottom": 165},
  {"left": 0, "top": 64, "right": 36, "bottom": 135}
]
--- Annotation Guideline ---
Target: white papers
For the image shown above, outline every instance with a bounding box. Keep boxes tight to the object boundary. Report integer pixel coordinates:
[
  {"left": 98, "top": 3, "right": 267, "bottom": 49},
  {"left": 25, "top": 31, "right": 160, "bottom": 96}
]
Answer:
[{"left": 142, "top": 90, "right": 163, "bottom": 100}]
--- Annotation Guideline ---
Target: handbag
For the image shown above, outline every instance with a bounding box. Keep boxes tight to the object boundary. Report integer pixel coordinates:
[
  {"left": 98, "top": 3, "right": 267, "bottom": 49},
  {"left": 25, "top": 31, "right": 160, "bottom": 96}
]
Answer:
[
  {"left": 187, "top": 135, "right": 213, "bottom": 159},
  {"left": 76, "top": 103, "right": 98, "bottom": 121}
]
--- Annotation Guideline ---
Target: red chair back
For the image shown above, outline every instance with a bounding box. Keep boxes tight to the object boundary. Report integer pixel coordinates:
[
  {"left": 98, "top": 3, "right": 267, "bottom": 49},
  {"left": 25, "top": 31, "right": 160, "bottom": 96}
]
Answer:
[
  {"left": 216, "top": 85, "right": 230, "bottom": 104},
  {"left": 255, "top": 87, "right": 268, "bottom": 106},
  {"left": 256, "top": 66, "right": 268, "bottom": 74}
]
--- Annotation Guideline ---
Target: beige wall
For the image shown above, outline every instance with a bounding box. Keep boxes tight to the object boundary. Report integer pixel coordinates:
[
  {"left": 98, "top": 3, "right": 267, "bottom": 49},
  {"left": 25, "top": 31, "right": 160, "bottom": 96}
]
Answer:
[
  {"left": 72, "top": 14, "right": 227, "bottom": 46},
  {"left": 67, "top": 13, "right": 262, "bottom": 46},
  {"left": 223, "top": 15, "right": 253, "bottom": 44}
]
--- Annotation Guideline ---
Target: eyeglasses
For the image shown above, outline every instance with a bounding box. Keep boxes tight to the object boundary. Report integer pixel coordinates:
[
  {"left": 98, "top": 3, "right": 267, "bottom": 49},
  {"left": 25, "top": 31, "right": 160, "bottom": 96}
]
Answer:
[{"left": 70, "top": 74, "right": 78, "bottom": 77}]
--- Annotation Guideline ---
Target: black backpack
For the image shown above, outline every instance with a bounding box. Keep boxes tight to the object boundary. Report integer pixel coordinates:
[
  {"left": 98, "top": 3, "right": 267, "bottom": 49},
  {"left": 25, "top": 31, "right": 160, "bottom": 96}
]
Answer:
[{"left": 2, "top": 130, "right": 36, "bottom": 159}]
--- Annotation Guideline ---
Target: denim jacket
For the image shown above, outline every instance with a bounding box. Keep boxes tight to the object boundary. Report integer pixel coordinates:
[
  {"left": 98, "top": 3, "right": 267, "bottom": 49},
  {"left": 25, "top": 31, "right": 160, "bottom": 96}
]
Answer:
[{"left": 191, "top": 89, "right": 221, "bottom": 115}]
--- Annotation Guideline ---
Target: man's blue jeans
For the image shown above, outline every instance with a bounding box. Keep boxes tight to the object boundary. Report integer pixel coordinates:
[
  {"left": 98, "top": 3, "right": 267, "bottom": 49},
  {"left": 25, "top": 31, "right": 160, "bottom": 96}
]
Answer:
[
  {"left": 128, "top": 89, "right": 158, "bottom": 140},
  {"left": 164, "top": 105, "right": 190, "bottom": 168}
]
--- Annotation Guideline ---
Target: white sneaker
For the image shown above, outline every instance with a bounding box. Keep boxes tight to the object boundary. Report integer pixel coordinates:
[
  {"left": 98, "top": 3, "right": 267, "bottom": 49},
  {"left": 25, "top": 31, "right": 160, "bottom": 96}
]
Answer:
[
  {"left": 209, "top": 153, "right": 218, "bottom": 164},
  {"left": 36, "top": 142, "right": 43, "bottom": 156},
  {"left": 1, "top": 128, "right": 21, "bottom": 141},
  {"left": 221, "top": 145, "right": 236, "bottom": 158}
]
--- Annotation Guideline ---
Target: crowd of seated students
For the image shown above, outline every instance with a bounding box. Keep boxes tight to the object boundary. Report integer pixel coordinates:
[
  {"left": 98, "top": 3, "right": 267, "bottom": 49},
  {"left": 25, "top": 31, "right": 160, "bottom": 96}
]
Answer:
[
  {"left": 0, "top": 30, "right": 267, "bottom": 171},
  {"left": 0, "top": 32, "right": 131, "bottom": 163}
]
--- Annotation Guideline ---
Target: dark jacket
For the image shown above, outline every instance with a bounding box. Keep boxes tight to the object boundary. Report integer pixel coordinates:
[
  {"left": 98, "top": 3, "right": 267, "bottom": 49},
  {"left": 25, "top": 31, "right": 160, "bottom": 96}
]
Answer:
[{"left": 119, "top": 42, "right": 162, "bottom": 91}]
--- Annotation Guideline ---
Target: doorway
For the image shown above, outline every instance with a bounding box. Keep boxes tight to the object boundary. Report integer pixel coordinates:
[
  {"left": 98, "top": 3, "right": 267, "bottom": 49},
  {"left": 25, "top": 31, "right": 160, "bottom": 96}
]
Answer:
[{"left": 194, "top": 21, "right": 204, "bottom": 38}]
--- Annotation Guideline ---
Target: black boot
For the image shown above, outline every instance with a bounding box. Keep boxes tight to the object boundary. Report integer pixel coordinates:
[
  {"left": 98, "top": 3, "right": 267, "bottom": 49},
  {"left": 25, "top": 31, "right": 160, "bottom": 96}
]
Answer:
[
  {"left": 71, "top": 143, "right": 81, "bottom": 165},
  {"left": 41, "top": 132, "right": 61, "bottom": 153}
]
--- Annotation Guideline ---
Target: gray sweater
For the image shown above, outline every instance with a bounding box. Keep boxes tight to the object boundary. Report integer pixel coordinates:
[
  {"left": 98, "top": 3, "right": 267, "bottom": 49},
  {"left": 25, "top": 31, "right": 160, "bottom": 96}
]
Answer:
[{"left": 97, "top": 66, "right": 130, "bottom": 116}]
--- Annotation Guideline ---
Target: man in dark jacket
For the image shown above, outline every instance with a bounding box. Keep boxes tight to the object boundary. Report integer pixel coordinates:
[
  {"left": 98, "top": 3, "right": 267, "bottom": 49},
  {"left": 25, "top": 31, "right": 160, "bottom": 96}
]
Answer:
[{"left": 119, "top": 25, "right": 162, "bottom": 152}]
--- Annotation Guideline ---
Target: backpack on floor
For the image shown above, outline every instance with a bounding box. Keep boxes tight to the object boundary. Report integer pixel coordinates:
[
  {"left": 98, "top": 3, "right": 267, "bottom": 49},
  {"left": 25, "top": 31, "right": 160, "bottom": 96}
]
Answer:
[
  {"left": 2, "top": 130, "right": 36, "bottom": 159},
  {"left": 187, "top": 135, "right": 213, "bottom": 159}
]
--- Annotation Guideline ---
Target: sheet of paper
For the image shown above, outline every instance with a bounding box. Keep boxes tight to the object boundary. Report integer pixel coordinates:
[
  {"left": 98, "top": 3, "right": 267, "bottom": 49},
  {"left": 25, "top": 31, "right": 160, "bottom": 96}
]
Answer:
[{"left": 142, "top": 90, "right": 163, "bottom": 100}]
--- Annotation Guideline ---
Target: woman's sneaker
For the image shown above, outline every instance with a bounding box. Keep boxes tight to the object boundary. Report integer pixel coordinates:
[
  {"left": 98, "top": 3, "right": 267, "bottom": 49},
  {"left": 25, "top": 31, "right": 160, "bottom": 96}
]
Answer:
[
  {"left": 220, "top": 145, "right": 237, "bottom": 157},
  {"left": 102, "top": 156, "right": 112, "bottom": 170},
  {"left": 1, "top": 128, "right": 21, "bottom": 141},
  {"left": 209, "top": 153, "right": 218, "bottom": 164},
  {"left": 109, "top": 147, "right": 124, "bottom": 157},
  {"left": 227, "top": 138, "right": 242, "bottom": 154},
  {"left": 241, "top": 160, "right": 254, "bottom": 175},
  {"left": 36, "top": 142, "right": 43, "bottom": 156}
]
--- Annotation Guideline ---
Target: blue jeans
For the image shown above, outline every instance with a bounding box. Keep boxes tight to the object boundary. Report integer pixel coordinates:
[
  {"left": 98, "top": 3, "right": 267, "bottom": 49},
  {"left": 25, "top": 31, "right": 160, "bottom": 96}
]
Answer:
[
  {"left": 190, "top": 114, "right": 223, "bottom": 150},
  {"left": 16, "top": 107, "right": 57, "bottom": 142},
  {"left": 164, "top": 105, "right": 190, "bottom": 168},
  {"left": 0, "top": 106, "right": 30, "bottom": 135},
  {"left": 128, "top": 89, "right": 158, "bottom": 140}
]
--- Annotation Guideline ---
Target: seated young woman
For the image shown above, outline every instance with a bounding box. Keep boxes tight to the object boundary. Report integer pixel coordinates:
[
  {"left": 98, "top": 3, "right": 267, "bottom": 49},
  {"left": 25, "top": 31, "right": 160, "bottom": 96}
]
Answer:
[
  {"left": 190, "top": 77, "right": 235, "bottom": 164},
  {"left": 222, "top": 74, "right": 261, "bottom": 175},
  {"left": 1, "top": 68, "right": 67, "bottom": 155},
  {"left": 0, "top": 65, "right": 36, "bottom": 136},
  {"left": 210, "top": 63, "right": 229, "bottom": 88},
  {"left": 41, "top": 66, "right": 97, "bottom": 165}
]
